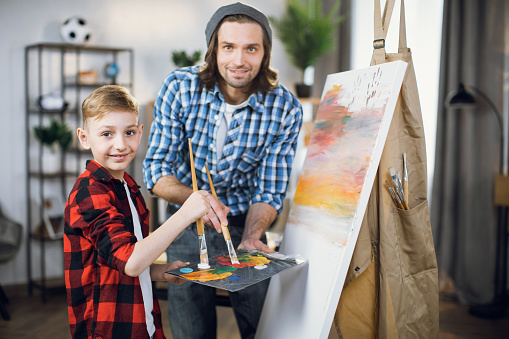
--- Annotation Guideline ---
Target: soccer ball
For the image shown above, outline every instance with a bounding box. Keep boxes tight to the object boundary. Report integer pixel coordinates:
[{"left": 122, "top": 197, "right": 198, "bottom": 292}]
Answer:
[{"left": 60, "top": 17, "right": 91, "bottom": 45}]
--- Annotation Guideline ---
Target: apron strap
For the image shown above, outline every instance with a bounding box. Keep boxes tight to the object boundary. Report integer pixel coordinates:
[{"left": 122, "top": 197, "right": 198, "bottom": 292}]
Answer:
[
  {"left": 398, "top": 0, "right": 409, "bottom": 52},
  {"left": 382, "top": 0, "right": 396, "bottom": 35},
  {"left": 373, "top": 0, "right": 389, "bottom": 64},
  {"left": 373, "top": 0, "right": 409, "bottom": 64}
]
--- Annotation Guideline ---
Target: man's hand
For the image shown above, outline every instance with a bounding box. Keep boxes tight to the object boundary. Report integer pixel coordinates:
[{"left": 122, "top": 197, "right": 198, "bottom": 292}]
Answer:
[
  {"left": 239, "top": 237, "right": 272, "bottom": 253},
  {"left": 202, "top": 199, "right": 230, "bottom": 232},
  {"left": 239, "top": 203, "right": 277, "bottom": 253}
]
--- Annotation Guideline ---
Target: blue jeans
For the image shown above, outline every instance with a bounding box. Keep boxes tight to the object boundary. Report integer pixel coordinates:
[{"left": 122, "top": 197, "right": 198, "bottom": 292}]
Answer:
[{"left": 166, "top": 213, "right": 269, "bottom": 339}]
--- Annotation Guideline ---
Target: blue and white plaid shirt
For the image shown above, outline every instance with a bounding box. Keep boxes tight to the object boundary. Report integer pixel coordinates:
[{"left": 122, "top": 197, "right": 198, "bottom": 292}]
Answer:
[{"left": 143, "top": 66, "right": 303, "bottom": 216}]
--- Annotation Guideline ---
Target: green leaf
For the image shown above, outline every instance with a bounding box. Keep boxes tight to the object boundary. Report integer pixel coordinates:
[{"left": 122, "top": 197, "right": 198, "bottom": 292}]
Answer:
[
  {"left": 33, "top": 119, "right": 73, "bottom": 150},
  {"left": 269, "top": 0, "right": 344, "bottom": 76},
  {"left": 171, "top": 50, "right": 202, "bottom": 67}
]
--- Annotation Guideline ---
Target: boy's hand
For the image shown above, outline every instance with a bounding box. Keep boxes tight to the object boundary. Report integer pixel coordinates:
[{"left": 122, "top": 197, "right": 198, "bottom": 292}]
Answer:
[
  {"left": 180, "top": 190, "right": 228, "bottom": 232},
  {"left": 203, "top": 199, "right": 230, "bottom": 232},
  {"left": 163, "top": 260, "right": 189, "bottom": 285},
  {"left": 179, "top": 190, "right": 212, "bottom": 222}
]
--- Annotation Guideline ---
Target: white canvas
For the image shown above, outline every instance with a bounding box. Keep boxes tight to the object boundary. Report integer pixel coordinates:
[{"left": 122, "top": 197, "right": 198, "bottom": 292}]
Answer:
[{"left": 256, "top": 60, "right": 408, "bottom": 339}]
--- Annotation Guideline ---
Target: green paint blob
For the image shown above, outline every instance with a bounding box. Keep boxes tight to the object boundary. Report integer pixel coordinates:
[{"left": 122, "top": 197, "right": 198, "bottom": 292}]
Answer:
[{"left": 212, "top": 266, "right": 237, "bottom": 275}]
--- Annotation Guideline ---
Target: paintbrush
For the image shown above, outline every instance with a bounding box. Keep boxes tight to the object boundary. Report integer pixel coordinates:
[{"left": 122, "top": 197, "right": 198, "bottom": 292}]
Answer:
[
  {"left": 389, "top": 167, "right": 407, "bottom": 210},
  {"left": 205, "top": 163, "right": 240, "bottom": 265},
  {"left": 397, "top": 171, "right": 404, "bottom": 200},
  {"left": 188, "top": 138, "right": 210, "bottom": 269},
  {"left": 385, "top": 180, "right": 404, "bottom": 209},
  {"left": 403, "top": 153, "right": 409, "bottom": 207},
  {"left": 397, "top": 171, "right": 409, "bottom": 210}
]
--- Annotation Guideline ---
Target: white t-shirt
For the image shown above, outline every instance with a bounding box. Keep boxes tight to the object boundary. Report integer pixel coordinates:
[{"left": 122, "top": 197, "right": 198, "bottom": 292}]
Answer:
[
  {"left": 124, "top": 182, "right": 155, "bottom": 337},
  {"left": 216, "top": 101, "right": 248, "bottom": 160}
]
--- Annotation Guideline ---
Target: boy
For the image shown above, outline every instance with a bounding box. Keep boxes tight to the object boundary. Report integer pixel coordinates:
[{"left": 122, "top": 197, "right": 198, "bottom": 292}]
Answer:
[{"left": 64, "top": 85, "right": 227, "bottom": 339}]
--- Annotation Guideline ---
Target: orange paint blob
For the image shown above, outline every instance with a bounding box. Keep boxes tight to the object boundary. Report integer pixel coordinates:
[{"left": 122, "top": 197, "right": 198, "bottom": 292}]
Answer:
[
  {"left": 218, "top": 253, "right": 270, "bottom": 268},
  {"left": 180, "top": 266, "right": 236, "bottom": 282}
]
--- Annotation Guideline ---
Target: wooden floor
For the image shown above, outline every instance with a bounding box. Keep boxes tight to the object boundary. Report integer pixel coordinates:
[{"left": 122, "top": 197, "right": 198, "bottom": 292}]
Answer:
[
  {"left": 0, "top": 284, "right": 240, "bottom": 339},
  {"left": 1, "top": 284, "right": 509, "bottom": 339}
]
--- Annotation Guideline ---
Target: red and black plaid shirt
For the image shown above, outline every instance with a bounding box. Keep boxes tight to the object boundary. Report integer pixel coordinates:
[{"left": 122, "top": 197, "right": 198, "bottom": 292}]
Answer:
[{"left": 64, "top": 160, "right": 165, "bottom": 339}]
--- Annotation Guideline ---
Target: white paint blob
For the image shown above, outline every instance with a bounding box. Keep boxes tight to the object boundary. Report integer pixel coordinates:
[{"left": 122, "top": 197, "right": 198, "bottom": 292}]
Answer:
[
  {"left": 197, "top": 263, "right": 211, "bottom": 269},
  {"left": 254, "top": 264, "right": 268, "bottom": 270}
]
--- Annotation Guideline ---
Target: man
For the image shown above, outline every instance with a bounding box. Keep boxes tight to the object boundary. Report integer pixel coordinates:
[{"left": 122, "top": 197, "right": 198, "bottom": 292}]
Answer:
[{"left": 143, "top": 3, "right": 303, "bottom": 338}]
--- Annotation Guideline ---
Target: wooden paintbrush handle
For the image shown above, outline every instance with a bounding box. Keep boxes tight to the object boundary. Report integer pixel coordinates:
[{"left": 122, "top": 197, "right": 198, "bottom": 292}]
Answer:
[
  {"left": 188, "top": 138, "right": 198, "bottom": 192},
  {"left": 196, "top": 219, "right": 205, "bottom": 235},
  {"left": 205, "top": 163, "right": 231, "bottom": 237},
  {"left": 188, "top": 138, "right": 205, "bottom": 234},
  {"left": 205, "top": 164, "right": 216, "bottom": 197},
  {"left": 221, "top": 223, "right": 231, "bottom": 241},
  {"left": 403, "top": 181, "right": 409, "bottom": 208}
]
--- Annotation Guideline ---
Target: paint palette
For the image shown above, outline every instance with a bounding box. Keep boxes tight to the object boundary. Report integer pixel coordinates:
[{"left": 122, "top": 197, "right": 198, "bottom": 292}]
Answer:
[{"left": 166, "top": 249, "right": 306, "bottom": 292}]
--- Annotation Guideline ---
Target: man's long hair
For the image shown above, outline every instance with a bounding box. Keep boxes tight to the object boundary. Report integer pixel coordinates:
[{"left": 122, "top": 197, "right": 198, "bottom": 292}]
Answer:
[{"left": 198, "top": 15, "right": 278, "bottom": 94}]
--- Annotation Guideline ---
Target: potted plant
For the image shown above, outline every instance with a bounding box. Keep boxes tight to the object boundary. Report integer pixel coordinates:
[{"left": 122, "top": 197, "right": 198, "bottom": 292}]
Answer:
[
  {"left": 34, "top": 119, "right": 73, "bottom": 152},
  {"left": 171, "top": 50, "right": 202, "bottom": 68},
  {"left": 33, "top": 119, "right": 73, "bottom": 173},
  {"left": 269, "top": 0, "right": 343, "bottom": 97}
]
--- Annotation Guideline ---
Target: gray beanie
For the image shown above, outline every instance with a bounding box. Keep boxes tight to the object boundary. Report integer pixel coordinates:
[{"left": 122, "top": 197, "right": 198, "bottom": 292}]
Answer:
[{"left": 205, "top": 2, "right": 272, "bottom": 47}]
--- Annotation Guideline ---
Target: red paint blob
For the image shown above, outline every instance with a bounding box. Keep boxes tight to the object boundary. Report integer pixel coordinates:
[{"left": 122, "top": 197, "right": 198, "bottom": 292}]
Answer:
[{"left": 218, "top": 255, "right": 249, "bottom": 268}]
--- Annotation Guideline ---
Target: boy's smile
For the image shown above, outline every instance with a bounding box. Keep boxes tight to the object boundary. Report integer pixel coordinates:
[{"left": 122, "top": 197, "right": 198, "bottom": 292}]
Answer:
[{"left": 77, "top": 111, "right": 143, "bottom": 180}]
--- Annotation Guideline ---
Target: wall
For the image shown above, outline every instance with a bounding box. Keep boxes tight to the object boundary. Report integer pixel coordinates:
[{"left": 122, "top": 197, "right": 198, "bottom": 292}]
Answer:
[{"left": 0, "top": 0, "right": 297, "bottom": 286}]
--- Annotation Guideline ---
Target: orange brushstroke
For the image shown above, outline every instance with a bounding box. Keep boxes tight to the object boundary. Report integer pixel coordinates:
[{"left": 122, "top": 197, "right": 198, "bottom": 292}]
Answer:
[{"left": 180, "top": 266, "right": 236, "bottom": 282}]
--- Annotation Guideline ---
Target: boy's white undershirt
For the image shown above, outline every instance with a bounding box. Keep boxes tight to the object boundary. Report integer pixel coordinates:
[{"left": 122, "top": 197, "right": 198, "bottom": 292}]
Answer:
[{"left": 124, "top": 182, "right": 155, "bottom": 337}]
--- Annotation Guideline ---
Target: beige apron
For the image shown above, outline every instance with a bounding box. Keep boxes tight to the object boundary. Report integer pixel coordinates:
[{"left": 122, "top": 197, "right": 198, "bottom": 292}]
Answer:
[{"left": 332, "top": 0, "right": 439, "bottom": 337}]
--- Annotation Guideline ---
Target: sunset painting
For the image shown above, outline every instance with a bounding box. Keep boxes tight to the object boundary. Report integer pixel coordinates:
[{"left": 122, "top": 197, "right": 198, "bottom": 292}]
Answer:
[{"left": 288, "top": 62, "right": 406, "bottom": 247}]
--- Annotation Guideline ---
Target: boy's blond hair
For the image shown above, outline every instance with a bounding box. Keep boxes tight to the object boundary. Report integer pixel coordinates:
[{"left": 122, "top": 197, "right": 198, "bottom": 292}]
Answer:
[{"left": 82, "top": 85, "right": 139, "bottom": 127}]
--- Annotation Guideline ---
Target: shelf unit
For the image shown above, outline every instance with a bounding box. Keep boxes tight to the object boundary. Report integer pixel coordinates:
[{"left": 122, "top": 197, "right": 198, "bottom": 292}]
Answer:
[{"left": 24, "top": 43, "right": 134, "bottom": 302}]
